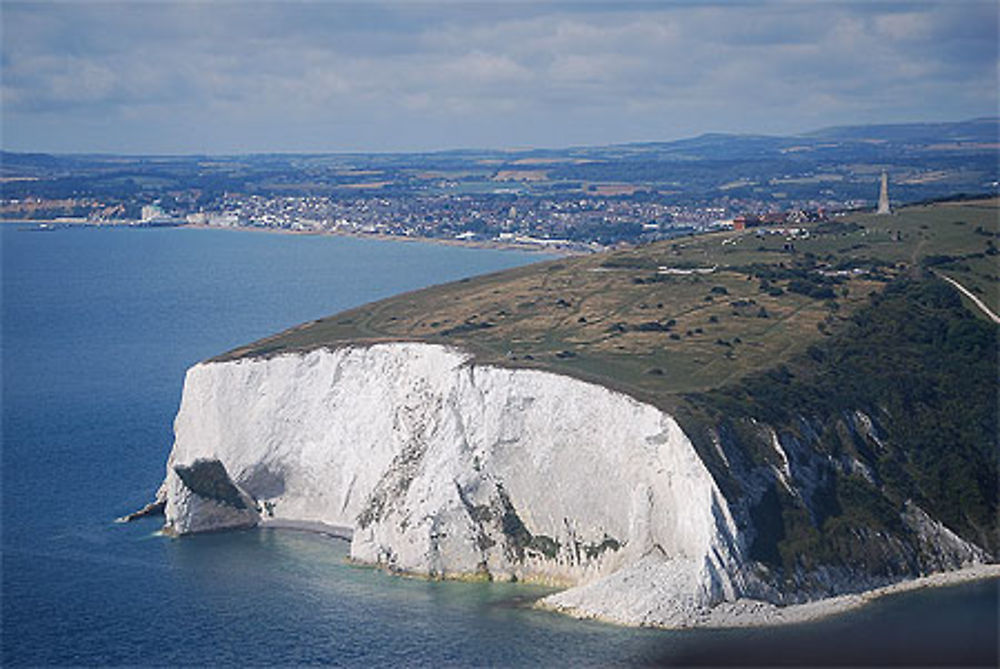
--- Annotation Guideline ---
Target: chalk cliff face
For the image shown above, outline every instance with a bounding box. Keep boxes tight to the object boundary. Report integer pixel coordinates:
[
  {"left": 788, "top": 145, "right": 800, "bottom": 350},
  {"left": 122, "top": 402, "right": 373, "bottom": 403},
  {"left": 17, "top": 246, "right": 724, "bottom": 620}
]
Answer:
[
  {"left": 163, "top": 343, "right": 756, "bottom": 623},
  {"left": 160, "top": 342, "right": 988, "bottom": 627}
]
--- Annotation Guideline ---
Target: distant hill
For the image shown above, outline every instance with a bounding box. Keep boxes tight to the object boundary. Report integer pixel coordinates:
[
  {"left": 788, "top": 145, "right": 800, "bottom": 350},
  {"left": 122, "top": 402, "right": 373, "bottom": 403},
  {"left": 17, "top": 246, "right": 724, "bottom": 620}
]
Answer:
[
  {"left": 3, "top": 119, "right": 997, "bottom": 231},
  {"left": 805, "top": 117, "right": 999, "bottom": 144}
]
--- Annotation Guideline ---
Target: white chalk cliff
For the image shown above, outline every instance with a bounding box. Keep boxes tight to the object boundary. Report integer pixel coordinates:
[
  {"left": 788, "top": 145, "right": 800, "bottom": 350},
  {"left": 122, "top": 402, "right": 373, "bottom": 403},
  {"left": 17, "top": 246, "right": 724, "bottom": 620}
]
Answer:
[
  {"left": 161, "top": 343, "right": 755, "bottom": 625},
  {"left": 159, "top": 342, "right": 989, "bottom": 627}
]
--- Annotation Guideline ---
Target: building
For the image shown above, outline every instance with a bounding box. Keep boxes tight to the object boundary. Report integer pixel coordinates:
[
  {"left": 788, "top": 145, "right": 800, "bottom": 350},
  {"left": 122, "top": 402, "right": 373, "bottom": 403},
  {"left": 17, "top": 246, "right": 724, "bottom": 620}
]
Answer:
[
  {"left": 141, "top": 204, "right": 165, "bottom": 221},
  {"left": 733, "top": 214, "right": 761, "bottom": 230}
]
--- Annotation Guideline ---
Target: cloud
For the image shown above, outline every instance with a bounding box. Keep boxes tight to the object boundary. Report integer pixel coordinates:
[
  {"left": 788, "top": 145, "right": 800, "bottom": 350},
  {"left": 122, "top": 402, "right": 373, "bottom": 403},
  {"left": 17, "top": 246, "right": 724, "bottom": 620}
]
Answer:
[{"left": 2, "top": 1, "right": 996, "bottom": 153}]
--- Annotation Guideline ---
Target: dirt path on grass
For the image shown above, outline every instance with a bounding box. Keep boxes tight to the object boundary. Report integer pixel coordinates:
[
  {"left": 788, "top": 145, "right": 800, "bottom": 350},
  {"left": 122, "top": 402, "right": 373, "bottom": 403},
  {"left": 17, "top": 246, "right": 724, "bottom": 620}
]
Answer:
[{"left": 935, "top": 272, "right": 1000, "bottom": 324}]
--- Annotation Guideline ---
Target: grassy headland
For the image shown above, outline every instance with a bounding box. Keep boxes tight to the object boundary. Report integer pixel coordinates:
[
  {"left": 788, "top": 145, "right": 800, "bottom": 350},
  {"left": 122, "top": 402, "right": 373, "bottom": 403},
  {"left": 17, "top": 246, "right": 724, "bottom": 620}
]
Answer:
[
  {"left": 217, "top": 197, "right": 998, "bottom": 582},
  {"left": 219, "top": 198, "right": 998, "bottom": 403}
]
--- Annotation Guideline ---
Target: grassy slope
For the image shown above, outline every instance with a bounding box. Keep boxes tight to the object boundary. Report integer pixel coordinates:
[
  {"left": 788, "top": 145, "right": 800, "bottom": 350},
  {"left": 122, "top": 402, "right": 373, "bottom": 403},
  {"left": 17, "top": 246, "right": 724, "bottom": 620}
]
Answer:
[{"left": 220, "top": 198, "right": 998, "bottom": 406}]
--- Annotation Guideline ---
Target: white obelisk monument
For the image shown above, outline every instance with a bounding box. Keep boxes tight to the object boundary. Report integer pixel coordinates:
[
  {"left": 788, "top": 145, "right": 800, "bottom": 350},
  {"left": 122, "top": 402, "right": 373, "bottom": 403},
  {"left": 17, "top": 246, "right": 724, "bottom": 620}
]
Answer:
[{"left": 876, "top": 170, "right": 891, "bottom": 215}]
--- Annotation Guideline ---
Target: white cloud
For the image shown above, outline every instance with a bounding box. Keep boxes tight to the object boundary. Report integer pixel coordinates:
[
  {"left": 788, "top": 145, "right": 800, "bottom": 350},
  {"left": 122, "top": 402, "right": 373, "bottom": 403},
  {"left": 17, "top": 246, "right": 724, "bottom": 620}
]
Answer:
[
  {"left": 2, "top": 1, "right": 996, "bottom": 153},
  {"left": 440, "top": 51, "right": 533, "bottom": 84},
  {"left": 874, "top": 11, "right": 934, "bottom": 41}
]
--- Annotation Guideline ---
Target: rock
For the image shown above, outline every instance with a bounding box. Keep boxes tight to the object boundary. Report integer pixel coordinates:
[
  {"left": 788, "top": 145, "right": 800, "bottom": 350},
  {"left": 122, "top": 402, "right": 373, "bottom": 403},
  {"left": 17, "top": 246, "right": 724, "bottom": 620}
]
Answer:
[
  {"left": 156, "top": 341, "right": 991, "bottom": 627},
  {"left": 164, "top": 458, "right": 259, "bottom": 534},
  {"left": 161, "top": 343, "right": 746, "bottom": 618},
  {"left": 116, "top": 499, "right": 166, "bottom": 523}
]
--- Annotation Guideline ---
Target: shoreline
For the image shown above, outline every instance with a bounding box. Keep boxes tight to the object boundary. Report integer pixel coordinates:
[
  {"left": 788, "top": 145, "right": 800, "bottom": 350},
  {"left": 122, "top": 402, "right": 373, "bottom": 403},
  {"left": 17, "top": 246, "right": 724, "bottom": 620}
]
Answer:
[
  {"left": 0, "top": 218, "right": 581, "bottom": 256},
  {"left": 180, "top": 223, "right": 581, "bottom": 256},
  {"left": 257, "top": 518, "right": 353, "bottom": 541},
  {"left": 246, "top": 514, "right": 998, "bottom": 630},
  {"left": 541, "top": 563, "right": 1000, "bottom": 630},
  {"left": 701, "top": 563, "right": 1000, "bottom": 629}
]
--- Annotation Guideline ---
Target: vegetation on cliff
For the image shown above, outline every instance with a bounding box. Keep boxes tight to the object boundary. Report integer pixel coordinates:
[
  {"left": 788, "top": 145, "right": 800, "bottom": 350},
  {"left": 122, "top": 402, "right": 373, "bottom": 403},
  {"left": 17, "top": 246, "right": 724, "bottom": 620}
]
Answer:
[{"left": 679, "top": 277, "right": 997, "bottom": 580}]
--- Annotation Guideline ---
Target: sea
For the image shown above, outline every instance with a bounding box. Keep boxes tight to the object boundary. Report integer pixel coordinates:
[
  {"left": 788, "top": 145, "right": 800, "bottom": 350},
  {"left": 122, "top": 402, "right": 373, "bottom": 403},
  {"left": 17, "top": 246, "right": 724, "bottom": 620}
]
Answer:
[{"left": 2, "top": 224, "right": 997, "bottom": 667}]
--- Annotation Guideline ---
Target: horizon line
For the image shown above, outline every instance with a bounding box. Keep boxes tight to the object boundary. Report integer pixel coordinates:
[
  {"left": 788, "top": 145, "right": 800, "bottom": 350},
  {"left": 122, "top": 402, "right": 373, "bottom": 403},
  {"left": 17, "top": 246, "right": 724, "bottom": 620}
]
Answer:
[{"left": 3, "top": 116, "right": 995, "bottom": 160}]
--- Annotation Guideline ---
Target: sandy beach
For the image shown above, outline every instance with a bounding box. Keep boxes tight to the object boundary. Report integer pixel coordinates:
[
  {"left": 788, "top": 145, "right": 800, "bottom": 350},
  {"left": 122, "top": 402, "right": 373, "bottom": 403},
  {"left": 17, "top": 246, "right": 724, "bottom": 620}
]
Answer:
[{"left": 181, "top": 222, "right": 582, "bottom": 256}]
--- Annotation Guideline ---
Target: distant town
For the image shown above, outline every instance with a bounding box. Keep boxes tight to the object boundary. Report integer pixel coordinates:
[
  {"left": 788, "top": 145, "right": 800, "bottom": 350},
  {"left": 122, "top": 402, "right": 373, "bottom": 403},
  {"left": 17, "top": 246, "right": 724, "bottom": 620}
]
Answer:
[
  {"left": 1, "top": 188, "right": 864, "bottom": 252},
  {"left": 3, "top": 118, "right": 996, "bottom": 251},
  {"left": 125, "top": 193, "right": 838, "bottom": 251}
]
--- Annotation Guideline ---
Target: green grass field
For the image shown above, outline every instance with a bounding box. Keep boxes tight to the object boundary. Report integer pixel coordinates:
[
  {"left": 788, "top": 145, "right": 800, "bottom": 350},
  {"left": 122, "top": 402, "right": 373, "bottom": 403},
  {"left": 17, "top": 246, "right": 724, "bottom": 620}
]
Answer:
[{"left": 220, "top": 199, "right": 998, "bottom": 404}]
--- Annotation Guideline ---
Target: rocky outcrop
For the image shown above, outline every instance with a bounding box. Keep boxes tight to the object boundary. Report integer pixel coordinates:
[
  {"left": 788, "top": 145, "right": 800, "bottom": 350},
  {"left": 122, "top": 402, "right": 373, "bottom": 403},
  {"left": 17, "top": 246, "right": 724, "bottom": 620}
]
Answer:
[
  {"left": 157, "top": 342, "right": 991, "bottom": 627},
  {"left": 164, "top": 458, "right": 258, "bottom": 534},
  {"left": 115, "top": 499, "right": 165, "bottom": 524},
  {"left": 160, "top": 343, "right": 758, "bottom": 621}
]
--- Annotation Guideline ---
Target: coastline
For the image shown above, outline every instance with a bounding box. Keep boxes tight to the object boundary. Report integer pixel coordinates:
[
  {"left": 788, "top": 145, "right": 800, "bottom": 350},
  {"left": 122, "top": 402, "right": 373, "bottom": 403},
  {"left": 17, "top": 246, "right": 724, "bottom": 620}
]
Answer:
[
  {"left": 100, "top": 212, "right": 996, "bottom": 633},
  {"left": 246, "top": 512, "right": 997, "bottom": 630},
  {"left": 180, "top": 222, "right": 581, "bottom": 256},
  {"left": 0, "top": 218, "right": 581, "bottom": 256},
  {"left": 704, "top": 563, "right": 1000, "bottom": 629},
  {"left": 257, "top": 517, "right": 353, "bottom": 541},
  {"left": 541, "top": 563, "right": 1000, "bottom": 630}
]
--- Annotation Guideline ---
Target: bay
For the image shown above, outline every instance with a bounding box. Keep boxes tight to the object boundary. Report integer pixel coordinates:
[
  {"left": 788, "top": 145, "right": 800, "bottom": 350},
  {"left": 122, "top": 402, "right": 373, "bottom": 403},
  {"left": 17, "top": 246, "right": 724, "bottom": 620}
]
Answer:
[{"left": 2, "top": 225, "right": 996, "bottom": 667}]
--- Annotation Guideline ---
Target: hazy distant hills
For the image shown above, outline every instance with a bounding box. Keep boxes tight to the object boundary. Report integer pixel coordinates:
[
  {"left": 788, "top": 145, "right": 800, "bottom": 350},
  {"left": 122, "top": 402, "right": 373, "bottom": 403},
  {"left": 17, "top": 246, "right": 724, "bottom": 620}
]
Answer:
[
  {"left": 603, "top": 117, "right": 998, "bottom": 162},
  {"left": 2, "top": 118, "right": 997, "bottom": 207},
  {"left": 805, "top": 117, "right": 998, "bottom": 143},
  {"left": 4, "top": 117, "right": 995, "bottom": 163}
]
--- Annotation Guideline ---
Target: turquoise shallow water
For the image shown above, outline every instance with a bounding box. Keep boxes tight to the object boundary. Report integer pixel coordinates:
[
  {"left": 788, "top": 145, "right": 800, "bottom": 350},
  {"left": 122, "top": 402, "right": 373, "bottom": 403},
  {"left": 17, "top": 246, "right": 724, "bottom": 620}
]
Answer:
[{"left": 2, "top": 225, "right": 997, "bottom": 666}]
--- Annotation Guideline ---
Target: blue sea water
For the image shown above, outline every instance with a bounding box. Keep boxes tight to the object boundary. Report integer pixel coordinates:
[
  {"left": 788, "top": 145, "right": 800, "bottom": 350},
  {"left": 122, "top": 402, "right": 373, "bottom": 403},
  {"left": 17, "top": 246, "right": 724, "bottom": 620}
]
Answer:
[{"left": 2, "top": 224, "right": 997, "bottom": 667}]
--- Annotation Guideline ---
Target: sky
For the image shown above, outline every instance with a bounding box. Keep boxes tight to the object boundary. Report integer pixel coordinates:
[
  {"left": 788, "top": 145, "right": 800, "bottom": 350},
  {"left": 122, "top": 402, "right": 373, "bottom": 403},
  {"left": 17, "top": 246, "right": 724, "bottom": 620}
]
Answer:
[{"left": 2, "top": 0, "right": 997, "bottom": 154}]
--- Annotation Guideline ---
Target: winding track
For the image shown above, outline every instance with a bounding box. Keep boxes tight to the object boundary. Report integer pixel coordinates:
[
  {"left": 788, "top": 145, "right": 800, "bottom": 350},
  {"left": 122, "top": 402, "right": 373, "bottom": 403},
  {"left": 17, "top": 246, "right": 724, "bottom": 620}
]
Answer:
[{"left": 935, "top": 272, "right": 1000, "bottom": 324}]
